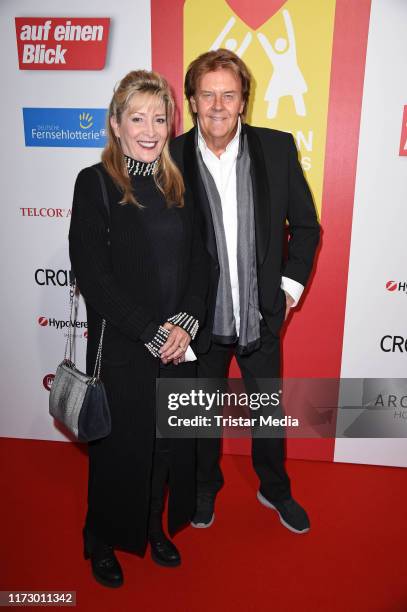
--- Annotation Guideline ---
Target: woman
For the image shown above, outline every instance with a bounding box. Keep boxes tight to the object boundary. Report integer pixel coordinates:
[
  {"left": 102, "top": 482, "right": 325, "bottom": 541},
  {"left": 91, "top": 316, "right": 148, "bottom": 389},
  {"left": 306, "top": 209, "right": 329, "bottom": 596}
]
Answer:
[{"left": 69, "top": 70, "right": 208, "bottom": 588}]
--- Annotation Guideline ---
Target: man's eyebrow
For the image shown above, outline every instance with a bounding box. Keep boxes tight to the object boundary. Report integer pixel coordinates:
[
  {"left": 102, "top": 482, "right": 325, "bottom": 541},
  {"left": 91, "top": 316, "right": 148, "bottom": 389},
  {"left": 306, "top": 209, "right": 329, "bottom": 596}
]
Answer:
[{"left": 199, "top": 89, "right": 237, "bottom": 93}]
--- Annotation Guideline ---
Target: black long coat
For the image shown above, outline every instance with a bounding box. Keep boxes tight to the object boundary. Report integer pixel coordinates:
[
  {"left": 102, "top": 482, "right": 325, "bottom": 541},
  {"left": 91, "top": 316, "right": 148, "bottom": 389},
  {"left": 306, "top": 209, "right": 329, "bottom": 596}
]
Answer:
[
  {"left": 170, "top": 125, "right": 320, "bottom": 353},
  {"left": 69, "top": 163, "right": 209, "bottom": 554}
]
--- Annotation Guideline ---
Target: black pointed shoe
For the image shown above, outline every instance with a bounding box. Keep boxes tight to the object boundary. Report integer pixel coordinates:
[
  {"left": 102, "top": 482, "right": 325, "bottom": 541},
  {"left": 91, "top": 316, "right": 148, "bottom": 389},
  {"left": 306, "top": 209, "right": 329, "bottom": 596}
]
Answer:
[
  {"left": 149, "top": 532, "right": 181, "bottom": 567},
  {"left": 83, "top": 531, "right": 124, "bottom": 588}
]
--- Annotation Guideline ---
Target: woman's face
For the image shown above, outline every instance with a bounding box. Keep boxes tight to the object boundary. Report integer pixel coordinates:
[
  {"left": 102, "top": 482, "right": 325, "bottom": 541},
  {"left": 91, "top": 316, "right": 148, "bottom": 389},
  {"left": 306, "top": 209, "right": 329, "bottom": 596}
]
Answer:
[{"left": 111, "top": 93, "right": 168, "bottom": 163}]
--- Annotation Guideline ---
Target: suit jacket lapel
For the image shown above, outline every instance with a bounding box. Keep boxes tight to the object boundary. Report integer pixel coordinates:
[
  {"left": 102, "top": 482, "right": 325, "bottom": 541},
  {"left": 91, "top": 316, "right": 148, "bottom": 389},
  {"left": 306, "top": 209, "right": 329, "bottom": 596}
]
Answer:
[
  {"left": 244, "top": 124, "right": 271, "bottom": 268},
  {"left": 183, "top": 128, "right": 218, "bottom": 264}
]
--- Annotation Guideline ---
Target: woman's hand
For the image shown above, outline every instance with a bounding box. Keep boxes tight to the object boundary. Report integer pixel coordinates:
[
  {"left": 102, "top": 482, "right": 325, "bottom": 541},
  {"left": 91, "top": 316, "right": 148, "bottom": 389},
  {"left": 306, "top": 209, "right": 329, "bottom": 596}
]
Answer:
[{"left": 160, "top": 322, "right": 190, "bottom": 364}]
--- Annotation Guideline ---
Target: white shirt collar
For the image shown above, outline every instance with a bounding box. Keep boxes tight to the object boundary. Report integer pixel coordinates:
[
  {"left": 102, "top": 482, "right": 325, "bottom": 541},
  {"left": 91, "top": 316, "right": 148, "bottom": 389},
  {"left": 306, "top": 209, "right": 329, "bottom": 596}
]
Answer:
[{"left": 197, "top": 117, "right": 241, "bottom": 158}]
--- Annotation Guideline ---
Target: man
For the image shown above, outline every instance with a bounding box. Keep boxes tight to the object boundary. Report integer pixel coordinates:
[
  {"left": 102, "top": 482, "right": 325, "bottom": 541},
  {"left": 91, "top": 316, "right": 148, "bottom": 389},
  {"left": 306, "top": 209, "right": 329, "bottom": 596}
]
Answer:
[{"left": 170, "top": 49, "right": 320, "bottom": 534}]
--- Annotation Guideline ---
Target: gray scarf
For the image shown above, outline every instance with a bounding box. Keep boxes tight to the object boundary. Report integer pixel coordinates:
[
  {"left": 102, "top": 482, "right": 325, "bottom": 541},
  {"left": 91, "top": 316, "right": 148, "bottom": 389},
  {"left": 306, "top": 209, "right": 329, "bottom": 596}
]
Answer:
[{"left": 196, "top": 132, "right": 261, "bottom": 354}]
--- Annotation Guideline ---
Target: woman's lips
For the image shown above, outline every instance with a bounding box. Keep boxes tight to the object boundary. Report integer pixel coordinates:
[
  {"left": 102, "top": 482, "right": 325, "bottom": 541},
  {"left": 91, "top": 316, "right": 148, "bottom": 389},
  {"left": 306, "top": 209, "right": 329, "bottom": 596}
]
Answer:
[{"left": 138, "top": 141, "right": 158, "bottom": 149}]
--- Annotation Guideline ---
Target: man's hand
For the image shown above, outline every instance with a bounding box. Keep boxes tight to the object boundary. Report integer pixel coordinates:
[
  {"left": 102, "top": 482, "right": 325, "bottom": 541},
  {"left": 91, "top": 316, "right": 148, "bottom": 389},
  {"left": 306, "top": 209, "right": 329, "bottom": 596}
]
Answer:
[
  {"left": 284, "top": 291, "right": 295, "bottom": 320},
  {"left": 160, "top": 322, "right": 191, "bottom": 364}
]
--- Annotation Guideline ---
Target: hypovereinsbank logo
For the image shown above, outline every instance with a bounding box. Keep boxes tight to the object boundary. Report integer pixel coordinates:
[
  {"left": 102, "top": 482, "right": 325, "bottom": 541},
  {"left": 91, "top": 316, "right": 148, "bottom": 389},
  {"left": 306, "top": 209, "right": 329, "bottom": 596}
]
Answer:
[{"left": 23, "top": 107, "right": 107, "bottom": 147}]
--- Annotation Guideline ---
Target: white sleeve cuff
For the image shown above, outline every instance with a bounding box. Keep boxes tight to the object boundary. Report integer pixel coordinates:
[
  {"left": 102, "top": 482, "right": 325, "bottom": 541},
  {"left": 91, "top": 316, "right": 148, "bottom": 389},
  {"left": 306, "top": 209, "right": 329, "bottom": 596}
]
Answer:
[{"left": 280, "top": 277, "right": 304, "bottom": 307}]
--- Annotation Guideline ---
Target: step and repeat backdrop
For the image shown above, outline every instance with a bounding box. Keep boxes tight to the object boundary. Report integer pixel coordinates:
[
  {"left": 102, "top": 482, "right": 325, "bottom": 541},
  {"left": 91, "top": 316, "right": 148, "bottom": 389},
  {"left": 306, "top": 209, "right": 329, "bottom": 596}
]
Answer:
[{"left": 1, "top": 0, "right": 406, "bottom": 467}]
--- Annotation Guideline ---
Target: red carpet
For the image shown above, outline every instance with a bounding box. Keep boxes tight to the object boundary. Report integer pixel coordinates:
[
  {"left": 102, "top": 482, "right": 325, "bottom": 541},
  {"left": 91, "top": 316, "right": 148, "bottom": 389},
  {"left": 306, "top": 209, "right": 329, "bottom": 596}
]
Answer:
[{"left": 1, "top": 437, "right": 406, "bottom": 612}]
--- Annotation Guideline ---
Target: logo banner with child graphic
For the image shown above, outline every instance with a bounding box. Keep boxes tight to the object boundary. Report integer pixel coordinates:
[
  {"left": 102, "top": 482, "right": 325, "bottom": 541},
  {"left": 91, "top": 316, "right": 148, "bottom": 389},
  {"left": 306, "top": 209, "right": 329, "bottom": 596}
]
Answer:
[
  {"left": 152, "top": 0, "right": 372, "bottom": 462},
  {"left": 182, "top": 1, "right": 335, "bottom": 219}
]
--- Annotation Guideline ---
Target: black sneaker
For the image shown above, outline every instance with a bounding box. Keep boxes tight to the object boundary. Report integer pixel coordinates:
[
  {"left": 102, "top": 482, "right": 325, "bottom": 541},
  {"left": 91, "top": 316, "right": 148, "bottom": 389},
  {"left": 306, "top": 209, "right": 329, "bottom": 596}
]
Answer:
[
  {"left": 191, "top": 491, "right": 216, "bottom": 528},
  {"left": 257, "top": 491, "right": 310, "bottom": 534}
]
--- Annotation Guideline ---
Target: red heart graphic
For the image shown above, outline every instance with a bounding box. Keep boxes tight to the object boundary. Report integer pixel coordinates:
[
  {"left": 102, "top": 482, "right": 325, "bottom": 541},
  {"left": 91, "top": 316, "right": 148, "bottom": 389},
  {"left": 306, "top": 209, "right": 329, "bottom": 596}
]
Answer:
[{"left": 225, "top": 0, "right": 287, "bottom": 30}]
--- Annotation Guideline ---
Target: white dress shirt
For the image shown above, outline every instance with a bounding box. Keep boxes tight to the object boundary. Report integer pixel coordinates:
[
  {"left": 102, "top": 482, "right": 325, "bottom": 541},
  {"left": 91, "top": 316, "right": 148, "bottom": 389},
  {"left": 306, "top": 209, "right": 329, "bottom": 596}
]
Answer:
[{"left": 197, "top": 119, "right": 303, "bottom": 333}]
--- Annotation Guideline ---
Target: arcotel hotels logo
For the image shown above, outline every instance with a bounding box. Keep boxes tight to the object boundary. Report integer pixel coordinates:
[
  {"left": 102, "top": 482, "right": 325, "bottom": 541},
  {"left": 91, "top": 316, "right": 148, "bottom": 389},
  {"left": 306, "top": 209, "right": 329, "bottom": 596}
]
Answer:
[
  {"left": 15, "top": 17, "right": 110, "bottom": 70},
  {"left": 400, "top": 106, "right": 407, "bottom": 156},
  {"left": 23, "top": 108, "right": 107, "bottom": 148},
  {"left": 385, "top": 280, "right": 407, "bottom": 294}
]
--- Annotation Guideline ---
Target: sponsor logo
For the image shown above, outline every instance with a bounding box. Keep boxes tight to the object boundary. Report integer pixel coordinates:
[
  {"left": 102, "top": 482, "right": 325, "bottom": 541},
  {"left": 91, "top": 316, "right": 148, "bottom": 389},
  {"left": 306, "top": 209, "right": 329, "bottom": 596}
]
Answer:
[
  {"left": 374, "top": 392, "right": 407, "bottom": 420},
  {"left": 385, "top": 280, "right": 407, "bottom": 294},
  {"left": 15, "top": 17, "right": 110, "bottom": 70},
  {"left": 20, "top": 207, "right": 71, "bottom": 218},
  {"left": 35, "top": 268, "right": 74, "bottom": 287},
  {"left": 43, "top": 374, "right": 55, "bottom": 391},
  {"left": 23, "top": 108, "right": 107, "bottom": 148},
  {"left": 400, "top": 106, "right": 407, "bottom": 156},
  {"left": 37, "top": 316, "right": 87, "bottom": 330},
  {"left": 380, "top": 335, "right": 407, "bottom": 353},
  {"left": 374, "top": 394, "right": 407, "bottom": 408}
]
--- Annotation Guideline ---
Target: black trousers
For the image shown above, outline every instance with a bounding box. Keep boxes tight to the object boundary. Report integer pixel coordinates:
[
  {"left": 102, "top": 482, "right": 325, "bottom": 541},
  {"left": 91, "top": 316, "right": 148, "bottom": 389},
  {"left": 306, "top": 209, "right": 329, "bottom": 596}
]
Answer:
[{"left": 197, "top": 321, "right": 291, "bottom": 502}]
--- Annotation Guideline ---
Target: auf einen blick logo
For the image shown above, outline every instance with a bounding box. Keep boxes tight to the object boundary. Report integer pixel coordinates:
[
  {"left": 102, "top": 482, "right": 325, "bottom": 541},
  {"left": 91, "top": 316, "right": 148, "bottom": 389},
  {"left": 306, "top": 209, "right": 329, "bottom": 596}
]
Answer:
[{"left": 15, "top": 17, "right": 110, "bottom": 70}]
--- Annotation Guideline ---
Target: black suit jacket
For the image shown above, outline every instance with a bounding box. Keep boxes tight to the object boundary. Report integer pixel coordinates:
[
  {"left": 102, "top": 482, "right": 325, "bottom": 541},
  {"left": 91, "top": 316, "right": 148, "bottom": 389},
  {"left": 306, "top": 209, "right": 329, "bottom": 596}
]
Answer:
[{"left": 170, "top": 124, "right": 320, "bottom": 353}]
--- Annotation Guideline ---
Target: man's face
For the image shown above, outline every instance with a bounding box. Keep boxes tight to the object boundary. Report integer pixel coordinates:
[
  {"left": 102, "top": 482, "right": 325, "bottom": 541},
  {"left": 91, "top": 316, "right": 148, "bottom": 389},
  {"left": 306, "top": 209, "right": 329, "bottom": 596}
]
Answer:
[{"left": 190, "top": 68, "right": 244, "bottom": 146}]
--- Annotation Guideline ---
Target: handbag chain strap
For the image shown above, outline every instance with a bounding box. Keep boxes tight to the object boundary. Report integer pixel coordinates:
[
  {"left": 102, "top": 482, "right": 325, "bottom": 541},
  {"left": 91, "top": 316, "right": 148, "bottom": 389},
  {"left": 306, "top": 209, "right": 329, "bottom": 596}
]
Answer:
[
  {"left": 63, "top": 281, "right": 105, "bottom": 381},
  {"left": 92, "top": 319, "right": 106, "bottom": 380},
  {"left": 63, "top": 282, "right": 76, "bottom": 364},
  {"left": 63, "top": 166, "right": 110, "bottom": 381}
]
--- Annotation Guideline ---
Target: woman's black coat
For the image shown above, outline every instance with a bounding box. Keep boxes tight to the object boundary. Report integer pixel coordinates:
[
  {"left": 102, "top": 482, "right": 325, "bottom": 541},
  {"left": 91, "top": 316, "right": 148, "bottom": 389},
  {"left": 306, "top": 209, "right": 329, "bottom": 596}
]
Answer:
[{"left": 69, "top": 163, "right": 209, "bottom": 554}]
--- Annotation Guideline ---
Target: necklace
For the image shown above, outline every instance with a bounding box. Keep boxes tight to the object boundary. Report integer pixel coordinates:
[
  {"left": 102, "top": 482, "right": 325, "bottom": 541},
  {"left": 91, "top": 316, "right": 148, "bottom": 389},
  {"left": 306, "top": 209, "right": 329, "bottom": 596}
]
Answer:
[{"left": 124, "top": 155, "right": 159, "bottom": 177}]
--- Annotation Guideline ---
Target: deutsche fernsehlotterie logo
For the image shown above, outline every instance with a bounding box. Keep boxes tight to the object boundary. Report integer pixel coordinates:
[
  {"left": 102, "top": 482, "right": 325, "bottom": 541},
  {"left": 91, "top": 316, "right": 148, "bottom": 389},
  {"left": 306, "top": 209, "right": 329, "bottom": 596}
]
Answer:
[
  {"left": 23, "top": 108, "right": 107, "bottom": 148},
  {"left": 15, "top": 17, "right": 110, "bottom": 70}
]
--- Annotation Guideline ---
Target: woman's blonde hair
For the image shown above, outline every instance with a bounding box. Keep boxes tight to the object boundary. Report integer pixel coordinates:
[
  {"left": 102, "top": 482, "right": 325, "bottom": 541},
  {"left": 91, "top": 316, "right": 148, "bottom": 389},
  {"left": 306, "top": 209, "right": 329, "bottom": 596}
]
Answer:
[{"left": 102, "top": 70, "right": 184, "bottom": 208}]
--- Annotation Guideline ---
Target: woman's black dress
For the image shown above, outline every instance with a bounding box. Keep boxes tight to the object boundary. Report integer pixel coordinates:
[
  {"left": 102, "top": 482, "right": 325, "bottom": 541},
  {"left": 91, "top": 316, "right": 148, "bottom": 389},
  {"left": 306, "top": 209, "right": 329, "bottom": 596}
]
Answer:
[{"left": 69, "top": 160, "right": 208, "bottom": 554}]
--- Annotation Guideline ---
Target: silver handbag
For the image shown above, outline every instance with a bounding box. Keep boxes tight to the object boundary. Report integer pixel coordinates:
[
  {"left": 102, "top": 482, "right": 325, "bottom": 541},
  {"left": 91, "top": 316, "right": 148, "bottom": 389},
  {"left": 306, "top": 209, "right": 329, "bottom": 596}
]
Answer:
[
  {"left": 49, "top": 283, "right": 111, "bottom": 442},
  {"left": 49, "top": 167, "right": 111, "bottom": 441}
]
